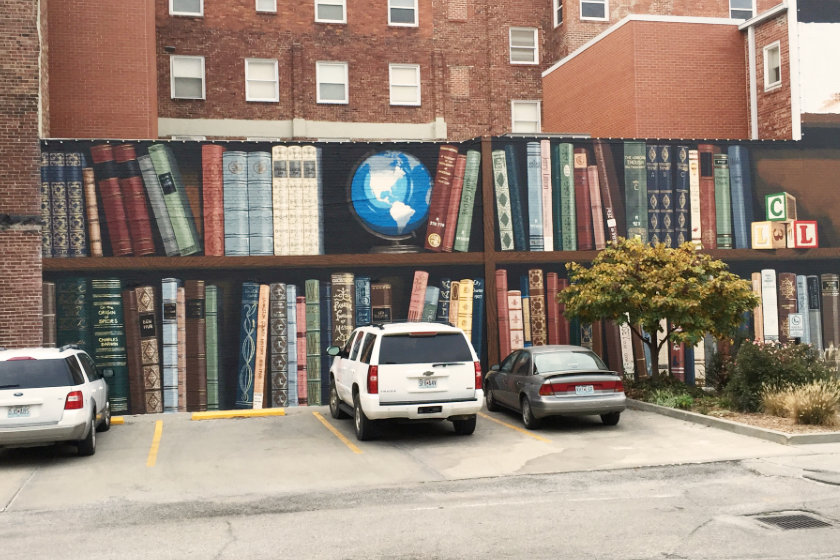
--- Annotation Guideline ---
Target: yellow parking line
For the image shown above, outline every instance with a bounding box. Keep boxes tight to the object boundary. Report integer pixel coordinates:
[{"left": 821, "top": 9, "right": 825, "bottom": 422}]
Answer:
[
  {"left": 191, "top": 408, "right": 286, "bottom": 421},
  {"left": 478, "top": 412, "right": 552, "bottom": 443},
  {"left": 146, "top": 420, "right": 163, "bottom": 467},
  {"left": 312, "top": 411, "right": 363, "bottom": 454}
]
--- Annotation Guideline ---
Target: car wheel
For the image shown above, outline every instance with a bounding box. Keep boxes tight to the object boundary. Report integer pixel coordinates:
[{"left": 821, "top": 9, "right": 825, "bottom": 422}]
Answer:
[
  {"left": 601, "top": 411, "right": 621, "bottom": 426},
  {"left": 485, "top": 388, "right": 500, "bottom": 412},
  {"left": 77, "top": 413, "right": 96, "bottom": 456},
  {"left": 97, "top": 400, "right": 111, "bottom": 432},
  {"left": 453, "top": 415, "right": 477, "bottom": 435},
  {"left": 521, "top": 396, "right": 542, "bottom": 430},
  {"left": 353, "top": 393, "right": 376, "bottom": 441},
  {"left": 329, "top": 381, "right": 348, "bottom": 419}
]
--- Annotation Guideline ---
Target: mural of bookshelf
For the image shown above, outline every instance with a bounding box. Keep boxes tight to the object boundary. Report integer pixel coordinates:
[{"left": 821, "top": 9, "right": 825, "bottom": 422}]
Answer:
[{"left": 41, "top": 136, "right": 840, "bottom": 413}]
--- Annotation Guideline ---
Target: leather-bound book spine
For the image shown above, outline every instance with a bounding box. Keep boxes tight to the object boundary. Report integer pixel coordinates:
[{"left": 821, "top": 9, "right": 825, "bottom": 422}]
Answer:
[
  {"left": 222, "top": 151, "right": 249, "bottom": 256},
  {"left": 546, "top": 272, "right": 560, "bottom": 345},
  {"left": 305, "top": 279, "right": 322, "bottom": 405},
  {"left": 137, "top": 154, "right": 179, "bottom": 256},
  {"left": 657, "top": 145, "right": 675, "bottom": 248},
  {"left": 42, "top": 281, "right": 56, "bottom": 347},
  {"left": 136, "top": 285, "right": 163, "bottom": 414},
  {"left": 65, "top": 152, "right": 88, "bottom": 257},
  {"left": 673, "top": 146, "right": 691, "bottom": 247},
  {"left": 504, "top": 143, "right": 527, "bottom": 251},
  {"left": 457, "top": 279, "right": 474, "bottom": 338},
  {"left": 407, "top": 270, "right": 429, "bottom": 321},
  {"left": 185, "top": 280, "right": 207, "bottom": 412},
  {"left": 177, "top": 286, "right": 187, "bottom": 412},
  {"left": 713, "top": 152, "right": 733, "bottom": 249},
  {"left": 40, "top": 151, "right": 53, "bottom": 257},
  {"left": 603, "top": 321, "right": 623, "bottom": 375},
  {"left": 296, "top": 294, "right": 308, "bottom": 405},
  {"left": 557, "top": 277, "right": 571, "bottom": 345},
  {"left": 727, "top": 145, "right": 754, "bottom": 249},
  {"left": 796, "top": 275, "right": 811, "bottom": 345},
  {"left": 540, "top": 139, "right": 554, "bottom": 252},
  {"left": 435, "top": 278, "right": 451, "bottom": 323},
  {"left": 82, "top": 168, "right": 103, "bottom": 257},
  {"left": 528, "top": 268, "right": 547, "bottom": 346},
  {"left": 646, "top": 144, "right": 661, "bottom": 246},
  {"left": 592, "top": 139, "right": 624, "bottom": 243},
  {"left": 271, "top": 145, "right": 290, "bottom": 255},
  {"left": 319, "top": 281, "right": 332, "bottom": 404},
  {"left": 371, "top": 282, "right": 393, "bottom": 323},
  {"left": 269, "top": 282, "right": 289, "bottom": 407},
  {"left": 91, "top": 278, "right": 129, "bottom": 414},
  {"left": 355, "top": 275, "right": 372, "bottom": 326},
  {"left": 491, "top": 149, "right": 515, "bottom": 251},
  {"left": 669, "top": 340, "right": 685, "bottom": 382},
  {"left": 89, "top": 144, "right": 133, "bottom": 256},
  {"left": 573, "top": 148, "right": 594, "bottom": 251},
  {"left": 751, "top": 272, "right": 764, "bottom": 343},
  {"left": 122, "top": 288, "right": 145, "bottom": 415},
  {"left": 442, "top": 153, "right": 467, "bottom": 252},
  {"left": 807, "top": 275, "right": 824, "bottom": 352},
  {"left": 508, "top": 290, "right": 525, "bottom": 351},
  {"left": 495, "top": 269, "right": 511, "bottom": 359},
  {"left": 422, "top": 286, "right": 440, "bottom": 323},
  {"left": 697, "top": 143, "right": 718, "bottom": 250},
  {"left": 557, "top": 143, "right": 577, "bottom": 250},
  {"left": 453, "top": 150, "right": 481, "bottom": 253},
  {"left": 623, "top": 141, "right": 648, "bottom": 243},
  {"left": 471, "top": 277, "right": 485, "bottom": 360},
  {"left": 247, "top": 151, "right": 274, "bottom": 256},
  {"left": 201, "top": 144, "right": 226, "bottom": 256},
  {"left": 253, "top": 284, "right": 269, "bottom": 408},
  {"left": 235, "top": 282, "right": 260, "bottom": 409},
  {"left": 330, "top": 272, "right": 355, "bottom": 350},
  {"left": 286, "top": 284, "right": 298, "bottom": 406},
  {"left": 147, "top": 143, "right": 201, "bottom": 256},
  {"left": 424, "top": 144, "right": 458, "bottom": 251},
  {"left": 587, "top": 165, "right": 606, "bottom": 250},
  {"left": 688, "top": 149, "right": 702, "bottom": 248},
  {"left": 526, "top": 141, "right": 544, "bottom": 251},
  {"left": 113, "top": 143, "right": 155, "bottom": 256},
  {"left": 56, "top": 277, "right": 93, "bottom": 354},
  {"left": 449, "top": 281, "right": 460, "bottom": 326},
  {"left": 302, "top": 145, "right": 324, "bottom": 255},
  {"left": 820, "top": 273, "right": 840, "bottom": 349},
  {"left": 777, "top": 272, "right": 797, "bottom": 343},
  {"left": 161, "top": 278, "right": 180, "bottom": 413},
  {"left": 761, "top": 269, "right": 779, "bottom": 342},
  {"left": 48, "top": 152, "right": 69, "bottom": 258},
  {"left": 205, "top": 284, "right": 220, "bottom": 411}
]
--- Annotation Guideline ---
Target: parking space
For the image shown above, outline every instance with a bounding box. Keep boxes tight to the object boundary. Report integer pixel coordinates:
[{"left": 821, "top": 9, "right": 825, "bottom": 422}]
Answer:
[{"left": 1, "top": 405, "right": 804, "bottom": 514}]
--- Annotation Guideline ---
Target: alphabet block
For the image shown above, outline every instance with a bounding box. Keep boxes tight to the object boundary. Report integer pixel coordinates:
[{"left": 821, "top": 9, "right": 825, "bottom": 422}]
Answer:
[
  {"left": 765, "top": 192, "right": 797, "bottom": 221},
  {"left": 751, "top": 221, "right": 787, "bottom": 249},
  {"left": 788, "top": 220, "right": 819, "bottom": 248}
]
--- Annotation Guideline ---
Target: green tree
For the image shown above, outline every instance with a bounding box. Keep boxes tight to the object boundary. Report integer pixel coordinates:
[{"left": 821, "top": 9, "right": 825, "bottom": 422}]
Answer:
[{"left": 558, "top": 237, "right": 759, "bottom": 380}]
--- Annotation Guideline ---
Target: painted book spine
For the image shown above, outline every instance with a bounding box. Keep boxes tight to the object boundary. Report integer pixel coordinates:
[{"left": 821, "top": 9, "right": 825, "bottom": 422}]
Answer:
[
  {"left": 557, "top": 278, "right": 571, "bottom": 345},
  {"left": 550, "top": 143, "right": 563, "bottom": 249},
  {"left": 526, "top": 141, "right": 544, "bottom": 251},
  {"left": 546, "top": 272, "right": 560, "bottom": 345},
  {"left": 751, "top": 272, "right": 764, "bottom": 343},
  {"left": 147, "top": 143, "right": 201, "bottom": 256},
  {"left": 301, "top": 145, "right": 323, "bottom": 255},
  {"left": 201, "top": 144, "right": 226, "bottom": 256},
  {"left": 623, "top": 141, "right": 648, "bottom": 242},
  {"left": 408, "top": 270, "right": 430, "bottom": 322},
  {"left": 205, "top": 284, "right": 220, "bottom": 411},
  {"left": 91, "top": 278, "right": 129, "bottom": 414},
  {"left": 777, "top": 272, "right": 797, "bottom": 343},
  {"left": 796, "top": 274, "right": 811, "bottom": 345},
  {"left": 528, "top": 268, "right": 547, "bottom": 346},
  {"left": 355, "top": 275, "right": 372, "bottom": 326},
  {"left": 508, "top": 290, "right": 525, "bottom": 351},
  {"left": 573, "top": 148, "right": 594, "bottom": 251},
  {"left": 646, "top": 144, "right": 661, "bottom": 246},
  {"left": 496, "top": 268, "right": 511, "bottom": 358},
  {"left": 371, "top": 282, "right": 393, "bottom": 323},
  {"left": 540, "top": 140, "right": 554, "bottom": 252},
  {"left": 295, "top": 295, "right": 308, "bottom": 406},
  {"left": 587, "top": 165, "right": 606, "bottom": 250},
  {"left": 449, "top": 281, "right": 460, "bottom": 327},
  {"left": 82, "top": 168, "right": 103, "bottom": 257},
  {"left": 223, "top": 151, "right": 249, "bottom": 256},
  {"left": 271, "top": 145, "right": 290, "bottom": 256},
  {"left": 319, "top": 281, "right": 332, "bottom": 405},
  {"left": 422, "top": 286, "right": 441, "bottom": 323},
  {"left": 820, "top": 273, "right": 840, "bottom": 349},
  {"left": 90, "top": 145, "right": 133, "bottom": 256},
  {"left": 269, "top": 282, "right": 289, "bottom": 407},
  {"left": 177, "top": 286, "right": 187, "bottom": 412},
  {"left": 161, "top": 278, "right": 180, "bottom": 412},
  {"left": 435, "top": 278, "right": 451, "bottom": 323},
  {"left": 697, "top": 144, "right": 717, "bottom": 250},
  {"left": 135, "top": 285, "right": 163, "bottom": 414},
  {"left": 658, "top": 145, "right": 675, "bottom": 248},
  {"left": 305, "top": 279, "right": 322, "bottom": 405},
  {"left": 520, "top": 276, "right": 532, "bottom": 347},
  {"left": 761, "top": 269, "right": 780, "bottom": 342},
  {"left": 424, "top": 144, "right": 458, "bottom": 251},
  {"left": 807, "top": 275, "right": 824, "bottom": 352},
  {"left": 491, "top": 149, "right": 515, "bottom": 251},
  {"left": 442, "top": 153, "right": 467, "bottom": 252},
  {"left": 287, "top": 146, "right": 304, "bottom": 256},
  {"left": 252, "top": 284, "right": 269, "bottom": 408},
  {"left": 504, "top": 143, "right": 527, "bottom": 251},
  {"left": 457, "top": 279, "right": 474, "bottom": 338},
  {"left": 185, "top": 280, "right": 207, "bottom": 412},
  {"left": 42, "top": 281, "right": 56, "bottom": 347},
  {"left": 688, "top": 149, "right": 702, "bottom": 248},
  {"left": 40, "top": 152, "right": 53, "bottom": 257},
  {"left": 471, "top": 277, "right": 485, "bottom": 360},
  {"left": 56, "top": 277, "right": 93, "bottom": 355},
  {"left": 287, "top": 284, "right": 298, "bottom": 406},
  {"left": 122, "top": 289, "right": 144, "bottom": 415},
  {"left": 48, "top": 152, "right": 69, "bottom": 258},
  {"left": 453, "top": 149, "right": 481, "bottom": 252},
  {"left": 235, "top": 282, "right": 260, "bottom": 409},
  {"left": 713, "top": 153, "right": 733, "bottom": 249},
  {"left": 137, "top": 154, "right": 179, "bottom": 257},
  {"left": 673, "top": 146, "right": 691, "bottom": 247},
  {"left": 330, "top": 272, "right": 356, "bottom": 350},
  {"left": 727, "top": 145, "right": 754, "bottom": 249},
  {"left": 592, "top": 139, "right": 623, "bottom": 242},
  {"left": 65, "top": 152, "right": 89, "bottom": 257},
  {"left": 558, "top": 143, "right": 577, "bottom": 250},
  {"left": 247, "top": 151, "right": 274, "bottom": 256},
  {"left": 113, "top": 143, "right": 155, "bottom": 256}
]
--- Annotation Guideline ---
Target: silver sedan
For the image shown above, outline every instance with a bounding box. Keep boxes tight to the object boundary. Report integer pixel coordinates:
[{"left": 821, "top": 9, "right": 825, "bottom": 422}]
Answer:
[{"left": 484, "top": 345, "right": 626, "bottom": 429}]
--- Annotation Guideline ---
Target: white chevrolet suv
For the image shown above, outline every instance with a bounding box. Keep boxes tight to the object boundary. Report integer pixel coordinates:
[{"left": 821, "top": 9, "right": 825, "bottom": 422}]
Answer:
[{"left": 327, "top": 322, "right": 483, "bottom": 440}]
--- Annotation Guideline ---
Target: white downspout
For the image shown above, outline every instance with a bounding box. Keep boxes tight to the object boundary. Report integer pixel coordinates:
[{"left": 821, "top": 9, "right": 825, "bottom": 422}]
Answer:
[
  {"left": 787, "top": 0, "right": 802, "bottom": 140},
  {"left": 748, "top": 26, "right": 759, "bottom": 139}
]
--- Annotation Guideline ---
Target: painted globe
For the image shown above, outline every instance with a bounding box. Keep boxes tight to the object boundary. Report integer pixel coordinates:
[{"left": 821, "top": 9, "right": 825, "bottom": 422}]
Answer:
[{"left": 349, "top": 151, "right": 432, "bottom": 238}]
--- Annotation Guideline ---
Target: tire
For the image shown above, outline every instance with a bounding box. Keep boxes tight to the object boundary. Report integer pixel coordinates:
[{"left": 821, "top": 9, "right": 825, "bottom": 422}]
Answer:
[
  {"left": 485, "top": 388, "right": 500, "bottom": 412},
  {"left": 601, "top": 411, "right": 621, "bottom": 426},
  {"left": 77, "top": 414, "right": 96, "bottom": 456},
  {"left": 329, "top": 381, "right": 348, "bottom": 419},
  {"left": 453, "top": 415, "right": 477, "bottom": 435},
  {"left": 353, "top": 393, "right": 376, "bottom": 441},
  {"left": 521, "top": 396, "right": 542, "bottom": 430},
  {"left": 97, "top": 400, "right": 111, "bottom": 432}
]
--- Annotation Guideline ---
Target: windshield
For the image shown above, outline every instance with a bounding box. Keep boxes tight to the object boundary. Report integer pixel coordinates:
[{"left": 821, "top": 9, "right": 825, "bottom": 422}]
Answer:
[
  {"left": 378, "top": 332, "right": 473, "bottom": 364},
  {"left": 534, "top": 350, "right": 607, "bottom": 373},
  {"left": 0, "top": 358, "right": 75, "bottom": 389}
]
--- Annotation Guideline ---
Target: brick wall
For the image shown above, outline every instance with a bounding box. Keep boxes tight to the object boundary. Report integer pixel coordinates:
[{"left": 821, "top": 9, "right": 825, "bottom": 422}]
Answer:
[
  {"left": 0, "top": 0, "right": 42, "bottom": 348},
  {"left": 753, "top": 13, "right": 792, "bottom": 139},
  {"left": 543, "top": 20, "right": 749, "bottom": 139},
  {"left": 47, "top": 0, "right": 157, "bottom": 139}
]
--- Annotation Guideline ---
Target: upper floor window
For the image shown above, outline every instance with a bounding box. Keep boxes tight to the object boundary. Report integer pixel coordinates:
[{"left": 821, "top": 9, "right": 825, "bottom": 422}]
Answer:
[
  {"left": 315, "top": 0, "right": 346, "bottom": 23},
  {"left": 256, "top": 0, "right": 277, "bottom": 12},
  {"left": 170, "top": 55, "right": 205, "bottom": 100},
  {"left": 245, "top": 59, "right": 279, "bottom": 102},
  {"left": 317, "top": 61, "right": 349, "bottom": 104},
  {"left": 730, "top": 0, "right": 753, "bottom": 19},
  {"left": 389, "top": 0, "right": 418, "bottom": 26},
  {"left": 511, "top": 100, "right": 541, "bottom": 133},
  {"left": 763, "top": 41, "right": 781, "bottom": 90},
  {"left": 389, "top": 64, "right": 421, "bottom": 106},
  {"left": 553, "top": 0, "right": 563, "bottom": 27},
  {"left": 580, "top": 0, "right": 608, "bottom": 21},
  {"left": 170, "top": 0, "right": 203, "bottom": 16},
  {"left": 509, "top": 28, "right": 538, "bottom": 65}
]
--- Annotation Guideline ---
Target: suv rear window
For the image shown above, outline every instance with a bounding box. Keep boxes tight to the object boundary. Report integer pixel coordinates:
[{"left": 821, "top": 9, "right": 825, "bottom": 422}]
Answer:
[
  {"left": 378, "top": 332, "right": 473, "bottom": 364},
  {"left": 0, "top": 358, "right": 76, "bottom": 389}
]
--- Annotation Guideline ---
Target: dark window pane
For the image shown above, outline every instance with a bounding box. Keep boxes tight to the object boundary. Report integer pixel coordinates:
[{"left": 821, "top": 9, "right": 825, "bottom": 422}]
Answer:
[
  {"left": 390, "top": 8, "right": 415, "bottom": 24},
  {"left": 378, "top": 333, "right": 472, "bottom": 364},
  {"left": 0, "top": 359, "right": 75, "bottom": 389},
  {"left": 581, "top": 1, "right": 605, "bottom": 18}
]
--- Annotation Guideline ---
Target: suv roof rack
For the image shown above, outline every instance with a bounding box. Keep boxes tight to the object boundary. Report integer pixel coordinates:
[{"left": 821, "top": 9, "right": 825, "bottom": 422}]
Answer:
[{"left": 59, "top": 344, "right": 81, "bottom": 352}]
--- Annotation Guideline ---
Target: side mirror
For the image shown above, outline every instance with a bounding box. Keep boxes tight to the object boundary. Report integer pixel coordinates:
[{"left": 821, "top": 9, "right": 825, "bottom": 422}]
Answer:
[
  {"left": 490, "top": 364, "right": 500, "bottom": 372},
  {"left": 326, "top": 346, "right": 341, "bottom": 357}
]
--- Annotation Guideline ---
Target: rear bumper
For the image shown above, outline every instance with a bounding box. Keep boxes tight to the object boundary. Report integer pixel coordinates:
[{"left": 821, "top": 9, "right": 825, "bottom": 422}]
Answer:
[
  {"left": 361, "top": 390, "right": 484, "bottom": 421},
  {"left": 530, "top": 393, "right": 626, "bottom": 419},
  {"left": 0, "top": 414, "right": 89, "bottom": 447}
]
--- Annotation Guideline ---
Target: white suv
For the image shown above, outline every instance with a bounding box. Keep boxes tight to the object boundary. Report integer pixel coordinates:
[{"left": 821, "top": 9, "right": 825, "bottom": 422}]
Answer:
[
  {"left": 0, "top": 346, "right": 111, "bottom": 456},
  {"left": 327, "top": 322, "right": 483, "bottom": 440}
]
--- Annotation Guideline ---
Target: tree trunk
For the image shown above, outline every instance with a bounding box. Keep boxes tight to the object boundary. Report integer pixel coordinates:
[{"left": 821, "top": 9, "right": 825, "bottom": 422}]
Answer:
[{"left": 647, "top": 339, "right": 660, "bottom": 381}]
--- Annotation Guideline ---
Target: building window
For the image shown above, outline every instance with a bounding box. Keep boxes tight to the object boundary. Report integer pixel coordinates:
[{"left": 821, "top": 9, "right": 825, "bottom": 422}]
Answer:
[
  {"left": 317, "top": 61, "right": 349, "bottom": 104},
  {"left": 580, "top": 0, "right": 607, "bottom": 21},
  {"left": 511, "top": 100, "right": 541, "bottom": 133},
  {"left": 245, "top": 59, "right": 279, "bottom": 102},
  {"left": 553, "top": 0, "right": 563, "bottom": 27},
  {"left": 763, "top": 41, "right": 781, "bottom": 90},
  {"left": 509, "top": 28, "right": 538, "bottom": 65},
  {"left": 730, "top": 0, "right": 753, "bottom": 19},
  {"left": 389, "top": 64, "right": 421, "bottom": 106},
  {"left": 256, "top": 0, "right": 277, "bottom": 12},
  {"left": 315, "top": 0, "right": 346, "bottom": 23},
  {"left": 169, "top": 0, "right": 203, "bottom": 16},
  {"left": 389, "top": 0, "right": 418, "bottom": 25},
  {"left": 170, "top": 55, "right": 205, "bottom": 100}
]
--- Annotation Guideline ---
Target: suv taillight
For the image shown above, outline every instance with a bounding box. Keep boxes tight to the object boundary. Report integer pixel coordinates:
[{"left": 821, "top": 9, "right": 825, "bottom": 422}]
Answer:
[
  {"left": 65, "top": 390, "right": 83, "bottom": 410},
  {"left": 367, "top": 365, "right": 379, "bottom": 394},
  {"left": 474, "top": 361, "right": 482, "bottom": 390}
]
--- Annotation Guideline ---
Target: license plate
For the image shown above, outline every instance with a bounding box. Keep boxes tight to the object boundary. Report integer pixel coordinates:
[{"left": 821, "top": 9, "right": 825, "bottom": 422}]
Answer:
[
  {"left": 8, "top": 405, "right": 30, "bottom": 418},
  {"left": 418, "top": 378, "right": 437, "bottom": 389},
  {"left": 575, "top": 385, "right": 594, "bottom": 396}
]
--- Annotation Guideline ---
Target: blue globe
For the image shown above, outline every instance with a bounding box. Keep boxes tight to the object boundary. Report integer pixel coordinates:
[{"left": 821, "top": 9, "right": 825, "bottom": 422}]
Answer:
[{"left": 350, "top": 151, "right": 432, "bottom": 239}]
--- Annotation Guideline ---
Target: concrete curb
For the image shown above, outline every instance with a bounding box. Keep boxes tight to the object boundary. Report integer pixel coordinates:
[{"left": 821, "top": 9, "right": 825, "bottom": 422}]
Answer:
[{"left": 627, "top": 399, "right": 840, "bottom": 446}]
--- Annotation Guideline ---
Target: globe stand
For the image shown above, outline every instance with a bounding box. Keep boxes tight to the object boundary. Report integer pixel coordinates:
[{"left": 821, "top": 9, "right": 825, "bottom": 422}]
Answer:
[{"left": 369, "top": 238, "right": 423, "bottom": 254}]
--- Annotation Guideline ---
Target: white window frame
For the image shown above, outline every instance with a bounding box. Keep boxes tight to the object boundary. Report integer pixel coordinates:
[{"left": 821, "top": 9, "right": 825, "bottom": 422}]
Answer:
[
  {"left": 256, "top": 0, "right": 277, "bottom": 13},
  {"left": 315, "top": 0, "right": 346, "bottom": 23},
  {"left": 763, "top": 41, "right": 782, "bottom": 91},
  {"left": 169, "top": 0, "right": 203, "bottom": 17},
  {"left": 580, "top": 0, "right": 608, "bottom": 21},
  {"left": 245, "top": 59, "right": 279, "bottom": 102},
  {"left": 170, "top": 55, "right": 205, "bottom": 100},
  {"left": 553, "top": 0, "right": 563, "bottom": 27},
  {"left": 729, "top": 0, "right": 754, "bottom": 19},
  {"left": 509, "top": 27, "right": 539, "bottom": 65},
  {"left": 511, "top": 100, "right": 541, "bottom": 133},
  {"left": 316, "top": 61, "right": 349, "bottom": 104},
  {"left": 389, "top": 64, "right": 421, "bottom": 106},
  {"left": 388, "top": 0, "right": 418, "bottom": 26}
]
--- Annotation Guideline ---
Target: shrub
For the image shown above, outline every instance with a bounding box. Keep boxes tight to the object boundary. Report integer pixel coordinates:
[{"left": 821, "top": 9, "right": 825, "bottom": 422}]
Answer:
[
  {"left": 788, "top": 381, "right": 840, "bottom": 426},
  {"left": 649, "top": 388, "right": 694, "bottom": 410},
  {"left": 725, "top": 341, "right": 835, "bottom": 412},
  {"left": 760, "top": 386, "right": 793, "bottom": 417}
]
